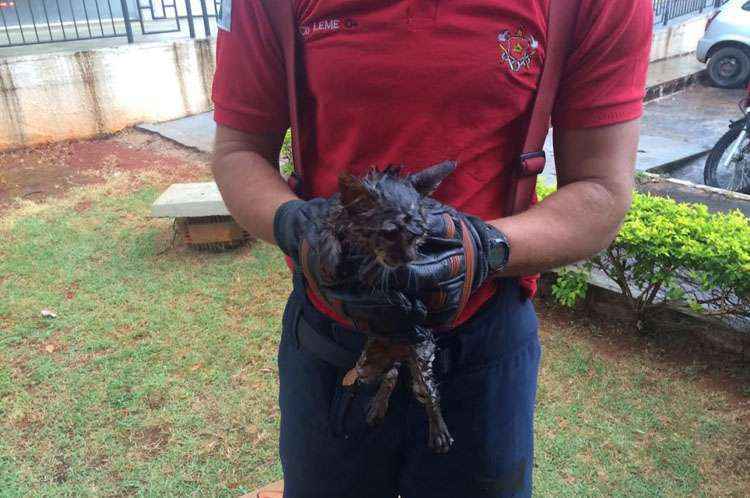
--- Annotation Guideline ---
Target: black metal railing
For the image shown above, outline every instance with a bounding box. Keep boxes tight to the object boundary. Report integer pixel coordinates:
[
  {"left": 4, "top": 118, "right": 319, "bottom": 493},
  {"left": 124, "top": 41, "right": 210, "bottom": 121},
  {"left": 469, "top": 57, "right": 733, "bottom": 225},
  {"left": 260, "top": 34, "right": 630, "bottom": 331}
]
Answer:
[
  {"left": 653, "top": 0, "right": 729, "bottom": 25},
  {"left": 0, "top": 0, "right": 737, "bottom": 48},
  {"left": 0, "top": 0, "right": 220, "bottom": 47}
]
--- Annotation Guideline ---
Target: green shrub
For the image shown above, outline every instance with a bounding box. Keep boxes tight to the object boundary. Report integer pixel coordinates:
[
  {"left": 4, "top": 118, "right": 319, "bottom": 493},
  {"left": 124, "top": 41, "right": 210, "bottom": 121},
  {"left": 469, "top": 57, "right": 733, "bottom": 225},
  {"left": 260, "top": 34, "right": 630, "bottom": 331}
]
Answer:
[
  {"left": 542, "top": 183, "right": 750, "bottom": 328},
  {"left": 280, "top": 130, "right": 294, "bottom": 177},
  {"left": 551, "top": 265, "right": 591, "bottom": 308}
]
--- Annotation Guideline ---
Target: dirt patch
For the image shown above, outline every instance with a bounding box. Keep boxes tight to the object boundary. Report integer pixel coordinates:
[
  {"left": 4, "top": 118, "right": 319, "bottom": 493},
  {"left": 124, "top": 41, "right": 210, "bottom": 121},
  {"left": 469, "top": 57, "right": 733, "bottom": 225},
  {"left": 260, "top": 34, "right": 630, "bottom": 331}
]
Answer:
[
  {"left": 537, "top": 300, "right": 750, "bottom": 421},
  {"left": 73, "top": 200, "right": 92, "bottom": 213},
  {"left": 134, "top": 425, "right": 171, "bottom": 457},
  {"left": 64, "top": 281, "right": 80, "bottom": 300},
  {"left": 0, "top": 130, "right": 211, "bottom": 213},
  {"left": 38, "top": 337, "right": 66, "bottom": 355},
  {"left": 66, "top": 140, "right": 186, "bottom": 173},
  {"left": 53, "top": 456, "right": 70, "bottom": 484}
]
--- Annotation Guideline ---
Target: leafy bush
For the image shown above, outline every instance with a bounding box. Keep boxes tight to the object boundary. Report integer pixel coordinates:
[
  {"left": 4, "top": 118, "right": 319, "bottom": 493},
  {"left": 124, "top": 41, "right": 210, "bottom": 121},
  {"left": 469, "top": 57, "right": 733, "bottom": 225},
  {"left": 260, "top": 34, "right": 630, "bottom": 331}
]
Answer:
[
  {"left": 280, "top": 130, "right": 294, "bottom": 177},
  {"left": 551, "top": 265, "right": 591, "bottom": 308},
  {"left": 542, "top": 184, "right": 750, "bottom": 328}
]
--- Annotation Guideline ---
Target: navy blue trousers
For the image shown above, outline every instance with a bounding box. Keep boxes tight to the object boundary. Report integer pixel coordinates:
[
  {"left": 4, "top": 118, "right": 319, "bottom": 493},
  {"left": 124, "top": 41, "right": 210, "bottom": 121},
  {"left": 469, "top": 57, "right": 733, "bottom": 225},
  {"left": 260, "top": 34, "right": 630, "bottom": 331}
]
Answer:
[{"left": 278, "top": 280, "right": 541, "bottom": 498}]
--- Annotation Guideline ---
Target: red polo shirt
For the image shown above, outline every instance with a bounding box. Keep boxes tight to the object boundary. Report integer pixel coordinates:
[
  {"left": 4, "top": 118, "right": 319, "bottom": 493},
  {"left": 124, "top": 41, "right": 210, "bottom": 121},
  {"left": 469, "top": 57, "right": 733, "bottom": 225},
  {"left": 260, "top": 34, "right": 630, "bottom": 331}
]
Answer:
[{"left": 213, "top": 0, "right": 652, "bottom": 326}]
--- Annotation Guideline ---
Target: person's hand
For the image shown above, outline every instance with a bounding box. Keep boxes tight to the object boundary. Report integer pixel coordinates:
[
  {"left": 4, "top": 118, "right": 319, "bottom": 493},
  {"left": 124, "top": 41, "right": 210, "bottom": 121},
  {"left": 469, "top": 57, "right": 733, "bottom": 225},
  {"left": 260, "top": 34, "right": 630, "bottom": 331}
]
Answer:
[
  {"left": 392, "top": 200, "right": 509, "bottom": 329},
  {"left": 273, "top": 198, "right": 334, "bottom": 266}
]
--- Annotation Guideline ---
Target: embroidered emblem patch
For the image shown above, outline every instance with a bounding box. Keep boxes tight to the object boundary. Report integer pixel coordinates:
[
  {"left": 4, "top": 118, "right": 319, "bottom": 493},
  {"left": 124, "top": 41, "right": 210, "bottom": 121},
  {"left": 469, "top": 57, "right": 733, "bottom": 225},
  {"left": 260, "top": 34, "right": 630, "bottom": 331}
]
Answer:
[{"left": 497, "top": 28, "right": 539, "bottom": 73}]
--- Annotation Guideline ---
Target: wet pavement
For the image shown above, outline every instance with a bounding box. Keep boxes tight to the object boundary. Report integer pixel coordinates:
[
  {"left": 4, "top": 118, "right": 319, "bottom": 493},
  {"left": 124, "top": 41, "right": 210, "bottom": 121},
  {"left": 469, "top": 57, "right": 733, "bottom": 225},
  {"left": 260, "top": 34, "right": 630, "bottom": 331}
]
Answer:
[{"left": 641, "top": 83, "right": 747, "bottom": 184}]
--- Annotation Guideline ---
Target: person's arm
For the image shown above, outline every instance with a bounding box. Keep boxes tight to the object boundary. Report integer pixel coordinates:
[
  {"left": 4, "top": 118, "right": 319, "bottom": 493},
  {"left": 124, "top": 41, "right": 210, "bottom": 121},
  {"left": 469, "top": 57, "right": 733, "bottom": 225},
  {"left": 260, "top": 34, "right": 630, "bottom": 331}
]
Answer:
[
  {"left": 492, "top": 119, "right": 639, "bottom": 276},
  {"left": 210, "top": 0, "right": 299, "bottom": 245},
  {"left": 212, "top": 125, "right": 298, "bottom": 245},
  {"left": 484, "top": 0, "right": 651, "bottom": 276}
]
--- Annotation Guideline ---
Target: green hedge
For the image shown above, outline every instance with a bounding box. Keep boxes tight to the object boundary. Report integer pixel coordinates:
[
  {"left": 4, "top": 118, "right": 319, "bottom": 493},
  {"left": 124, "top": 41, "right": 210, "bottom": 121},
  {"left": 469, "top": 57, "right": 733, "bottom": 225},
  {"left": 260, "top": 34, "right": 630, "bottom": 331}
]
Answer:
[{"left": 539, "top": 183, "right": 750, "bottom": 328}]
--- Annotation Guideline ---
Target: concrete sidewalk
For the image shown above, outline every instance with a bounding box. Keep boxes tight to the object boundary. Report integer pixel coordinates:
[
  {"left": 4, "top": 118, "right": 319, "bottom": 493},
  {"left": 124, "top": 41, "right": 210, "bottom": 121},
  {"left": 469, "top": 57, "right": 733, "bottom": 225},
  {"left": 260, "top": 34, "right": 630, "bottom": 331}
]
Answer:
[{"left": 139, "top": 113, "right": 216, "bottom": 154}]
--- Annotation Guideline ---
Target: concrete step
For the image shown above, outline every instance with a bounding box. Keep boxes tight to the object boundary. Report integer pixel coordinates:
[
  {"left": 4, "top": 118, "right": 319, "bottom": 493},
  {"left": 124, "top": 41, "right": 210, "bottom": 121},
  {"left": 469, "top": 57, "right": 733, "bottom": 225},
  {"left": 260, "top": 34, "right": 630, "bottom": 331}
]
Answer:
[{"left": 150, "top": 181, "right": 229, "bottom": 218}]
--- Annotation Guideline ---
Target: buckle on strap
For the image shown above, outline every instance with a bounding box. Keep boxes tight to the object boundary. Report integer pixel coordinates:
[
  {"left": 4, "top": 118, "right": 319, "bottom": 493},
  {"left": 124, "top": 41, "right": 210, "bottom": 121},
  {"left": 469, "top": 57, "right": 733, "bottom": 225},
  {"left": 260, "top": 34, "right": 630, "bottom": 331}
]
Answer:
[{"left": 518, "top": 151, "right": 546, "bottom": 177}]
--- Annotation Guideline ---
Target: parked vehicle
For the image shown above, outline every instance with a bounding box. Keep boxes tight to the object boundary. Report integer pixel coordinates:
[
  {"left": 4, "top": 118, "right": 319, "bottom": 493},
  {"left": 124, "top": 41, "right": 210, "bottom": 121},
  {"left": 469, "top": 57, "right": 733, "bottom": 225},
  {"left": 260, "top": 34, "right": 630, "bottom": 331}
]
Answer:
[
  {"left": 697, "top": 0, "right": 750, "bottom": 88},
  {"left": 704, "top": 84, "right": 750, "bottom": 192}
]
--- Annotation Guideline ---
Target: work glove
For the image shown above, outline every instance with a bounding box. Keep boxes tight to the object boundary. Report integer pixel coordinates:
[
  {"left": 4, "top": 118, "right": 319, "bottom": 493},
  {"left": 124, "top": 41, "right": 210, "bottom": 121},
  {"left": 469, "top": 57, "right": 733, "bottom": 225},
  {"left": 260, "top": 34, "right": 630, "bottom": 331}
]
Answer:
[
  {"left": 390, "top": 199, "right": 508, "bottom": 329},
  {"left": 273, "top": 198, "right": 334, "bottom": 266}
]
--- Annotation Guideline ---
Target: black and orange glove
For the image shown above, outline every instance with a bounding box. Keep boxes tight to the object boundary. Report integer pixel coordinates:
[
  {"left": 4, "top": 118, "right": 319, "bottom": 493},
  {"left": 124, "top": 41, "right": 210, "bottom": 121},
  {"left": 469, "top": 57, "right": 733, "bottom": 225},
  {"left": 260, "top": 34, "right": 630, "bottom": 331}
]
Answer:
[
  {"left": 391, "top": 200, "right": 509, "bottom": 329},
  {"left": 273, "top": 198, "right": 334, "bottom": 266}
]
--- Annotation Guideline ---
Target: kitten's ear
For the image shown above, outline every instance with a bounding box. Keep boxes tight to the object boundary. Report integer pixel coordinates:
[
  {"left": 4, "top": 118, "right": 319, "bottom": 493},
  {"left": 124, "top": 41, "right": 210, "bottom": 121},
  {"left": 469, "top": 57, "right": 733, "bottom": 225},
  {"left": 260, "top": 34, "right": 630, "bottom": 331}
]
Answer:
[
  {"left": 409, "top": 160, "right": 457, "bottom": 196},
  {"left": 339, "top": 173, "right": 372, "bottom": 210}
]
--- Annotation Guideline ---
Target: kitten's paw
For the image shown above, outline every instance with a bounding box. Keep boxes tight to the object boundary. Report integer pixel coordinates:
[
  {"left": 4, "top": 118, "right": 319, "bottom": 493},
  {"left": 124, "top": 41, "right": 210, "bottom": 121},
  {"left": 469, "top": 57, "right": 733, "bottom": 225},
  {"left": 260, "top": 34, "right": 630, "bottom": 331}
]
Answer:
[
  {"left": 366, "top": 398, "right": 388, "bottom": 427},
  {"left": 428, "top": 418, "right": 454, "bottom": 454}
]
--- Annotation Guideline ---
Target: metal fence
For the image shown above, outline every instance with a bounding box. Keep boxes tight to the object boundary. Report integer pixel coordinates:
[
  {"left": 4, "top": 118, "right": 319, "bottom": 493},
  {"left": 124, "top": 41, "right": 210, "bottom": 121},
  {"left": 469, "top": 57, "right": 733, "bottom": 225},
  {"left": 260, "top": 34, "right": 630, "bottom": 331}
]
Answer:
[
  {"left": 0, "top": 0, "right": 221, "bottom": 47},
  {"left": 0, "top": 0, "right": 737, "bottom": 48},
  {"left": 653, "top": 0, "right": 729, "bottom": 25}
]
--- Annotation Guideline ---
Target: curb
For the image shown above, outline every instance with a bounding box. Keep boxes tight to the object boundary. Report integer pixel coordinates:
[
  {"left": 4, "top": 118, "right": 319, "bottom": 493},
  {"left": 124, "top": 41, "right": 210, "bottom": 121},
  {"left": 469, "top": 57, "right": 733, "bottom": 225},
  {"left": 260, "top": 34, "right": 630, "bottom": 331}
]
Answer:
[
  {"left": 645, "top": 149, "right": 711, "bottom": 175},
  {"left": 644, "top": 69, "right": 706, "bottom": 103},
  {"left": 637, "top": 171, "right": 750, "bottom": 218}
]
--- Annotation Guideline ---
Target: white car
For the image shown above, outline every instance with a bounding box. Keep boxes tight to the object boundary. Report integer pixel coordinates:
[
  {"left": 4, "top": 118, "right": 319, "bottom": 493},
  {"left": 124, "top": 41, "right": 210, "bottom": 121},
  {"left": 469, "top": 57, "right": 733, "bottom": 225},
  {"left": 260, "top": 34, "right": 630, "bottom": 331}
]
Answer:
[{"left": 697, "top": 0, "right": 750, "bottom": 88}]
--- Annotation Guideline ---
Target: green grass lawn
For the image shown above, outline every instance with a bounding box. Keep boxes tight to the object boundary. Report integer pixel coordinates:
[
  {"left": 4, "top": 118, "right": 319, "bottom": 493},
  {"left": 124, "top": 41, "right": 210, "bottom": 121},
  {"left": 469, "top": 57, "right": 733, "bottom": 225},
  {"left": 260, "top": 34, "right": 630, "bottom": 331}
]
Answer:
[{"left": 0, "top": 171, "right": 748, "bottom": 497}]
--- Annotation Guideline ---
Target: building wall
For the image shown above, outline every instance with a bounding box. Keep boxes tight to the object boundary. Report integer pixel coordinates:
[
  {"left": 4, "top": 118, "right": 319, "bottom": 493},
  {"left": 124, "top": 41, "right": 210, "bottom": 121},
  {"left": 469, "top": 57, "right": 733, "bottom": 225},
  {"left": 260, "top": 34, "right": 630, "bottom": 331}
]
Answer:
[
  {"left": 651, "top": 13, "right": 710, "bottom": 62},
  {"left": 0, "top": 38, "right": 215, "bottom": 151}
]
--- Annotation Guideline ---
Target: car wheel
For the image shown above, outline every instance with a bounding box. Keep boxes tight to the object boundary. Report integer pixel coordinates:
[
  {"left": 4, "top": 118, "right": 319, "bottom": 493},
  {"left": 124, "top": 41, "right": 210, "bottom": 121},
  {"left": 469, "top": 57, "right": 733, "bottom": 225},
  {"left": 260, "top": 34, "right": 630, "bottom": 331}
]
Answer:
[{"left": 707, "top": 46, "right": 750, "bottom": 89}]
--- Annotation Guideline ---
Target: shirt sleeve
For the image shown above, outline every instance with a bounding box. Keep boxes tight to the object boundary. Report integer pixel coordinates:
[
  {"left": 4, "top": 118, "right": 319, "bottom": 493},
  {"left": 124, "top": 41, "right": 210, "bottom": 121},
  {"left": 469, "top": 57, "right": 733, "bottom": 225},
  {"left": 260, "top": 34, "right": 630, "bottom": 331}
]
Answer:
[
  {"left": 552, "top": 0, "right": 653, "bottom": 129},
  {"left": 212, "top": 0, "right": 290, "bottom": 134}
]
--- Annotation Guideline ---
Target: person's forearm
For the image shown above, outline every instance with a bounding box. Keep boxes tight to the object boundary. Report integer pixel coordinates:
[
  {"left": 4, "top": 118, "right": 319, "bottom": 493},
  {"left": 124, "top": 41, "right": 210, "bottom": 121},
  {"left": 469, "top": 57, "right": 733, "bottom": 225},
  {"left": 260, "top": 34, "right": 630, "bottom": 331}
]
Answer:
[
  {"left": 491, "top": 179, "right": 632, "bottom": 276},
  {"left": 491, "top": 120, "right": 639, "bottom": 276},
  {"left": 212, "top": 129, "right": 297, "bottom": 244}
]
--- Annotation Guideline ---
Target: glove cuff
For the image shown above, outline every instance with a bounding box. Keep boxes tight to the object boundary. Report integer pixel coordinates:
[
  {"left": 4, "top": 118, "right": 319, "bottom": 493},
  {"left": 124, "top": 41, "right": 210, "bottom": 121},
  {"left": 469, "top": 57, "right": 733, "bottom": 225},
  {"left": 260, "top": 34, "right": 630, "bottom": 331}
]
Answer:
[{"left": 273, "top": 199, "right": 307, "bottom": 258}]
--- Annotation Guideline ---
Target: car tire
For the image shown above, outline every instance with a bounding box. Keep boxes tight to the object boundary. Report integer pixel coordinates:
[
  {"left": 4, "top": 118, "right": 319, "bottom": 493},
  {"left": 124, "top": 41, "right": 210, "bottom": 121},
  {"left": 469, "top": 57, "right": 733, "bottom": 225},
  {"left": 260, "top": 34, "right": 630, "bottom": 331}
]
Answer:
[{"left": 707, "top": 46, "right": 750, "bottom": 89}]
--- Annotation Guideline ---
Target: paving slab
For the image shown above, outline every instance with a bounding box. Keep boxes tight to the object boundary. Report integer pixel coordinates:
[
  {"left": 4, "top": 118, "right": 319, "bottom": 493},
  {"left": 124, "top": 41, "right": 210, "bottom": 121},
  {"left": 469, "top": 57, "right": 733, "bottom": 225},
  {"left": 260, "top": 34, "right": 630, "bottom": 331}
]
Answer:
[
  {"left": 647, "top": 55, "right": 706, "bottom": 87},
  {"left": 138, "top": 113, "right": 216, "bottom": 154},
  {"left": 150, "top": 181, "right": 229, "bottom": 218},
  {"left": 546, "top": 84, "right": 747, "bottom": 181},
  {"left": 542, "top": 129, "right": 711, "bottom": 185}
]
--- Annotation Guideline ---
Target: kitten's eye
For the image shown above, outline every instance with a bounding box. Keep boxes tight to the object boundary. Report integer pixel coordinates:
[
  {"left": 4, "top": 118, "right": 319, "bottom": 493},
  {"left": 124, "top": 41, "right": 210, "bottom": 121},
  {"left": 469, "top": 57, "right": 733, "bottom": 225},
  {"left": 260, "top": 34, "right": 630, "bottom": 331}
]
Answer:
[{"left": 381, "top": 222, "right": 400, "bottom": 240}]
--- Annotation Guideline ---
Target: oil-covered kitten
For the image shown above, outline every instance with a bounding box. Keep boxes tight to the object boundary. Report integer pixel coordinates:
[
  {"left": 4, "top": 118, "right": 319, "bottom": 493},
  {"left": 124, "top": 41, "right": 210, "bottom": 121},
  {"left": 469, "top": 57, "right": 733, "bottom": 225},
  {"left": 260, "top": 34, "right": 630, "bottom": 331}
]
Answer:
[{"left": 318, "top": 160, "right": 457, "bottom": 453}]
